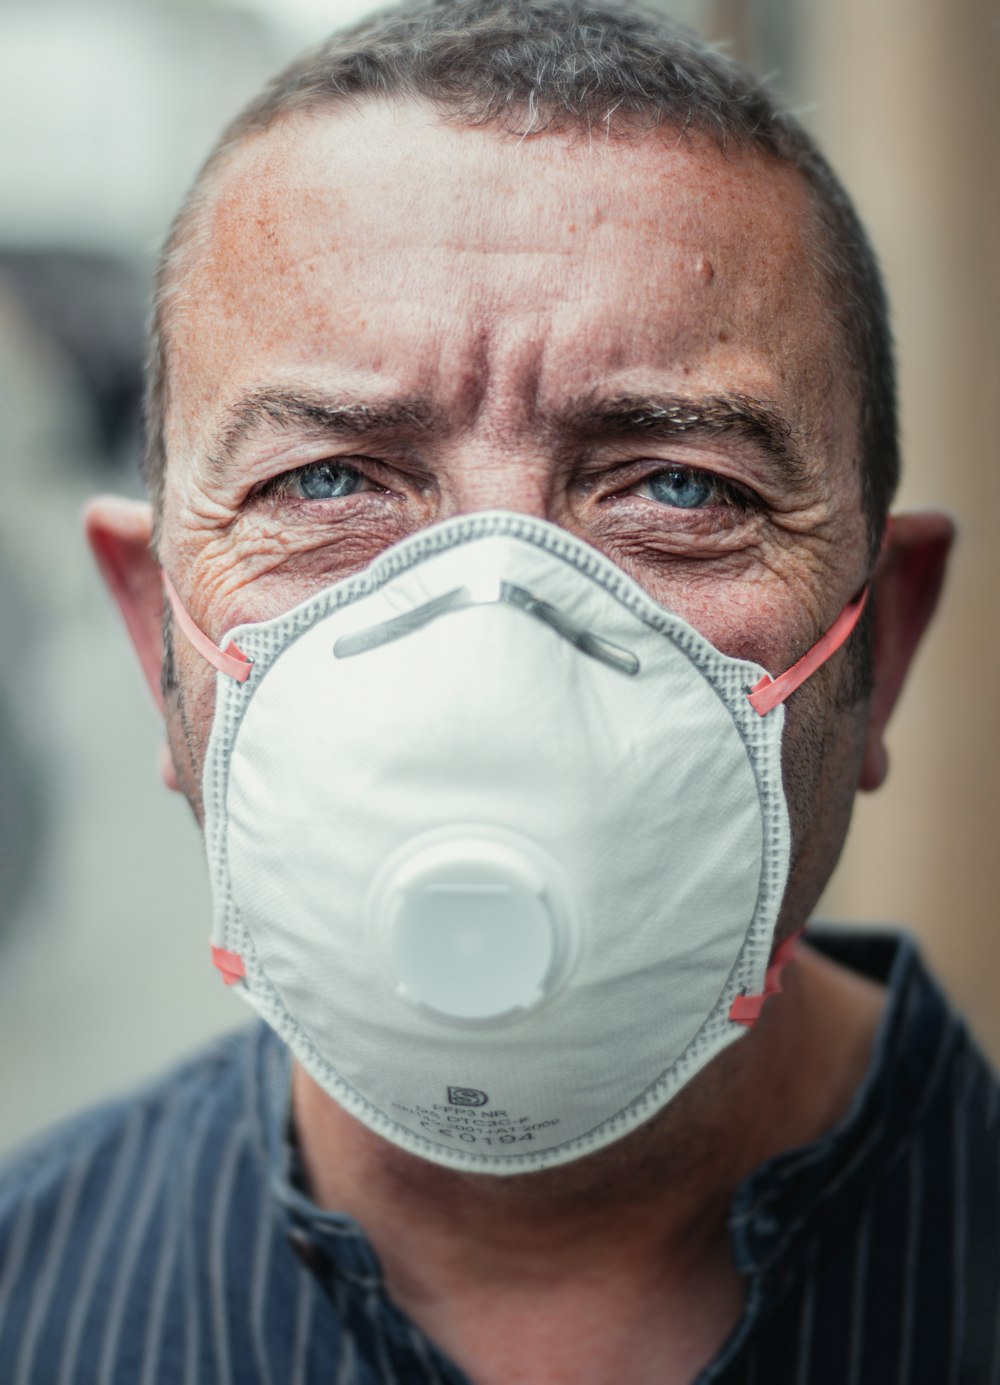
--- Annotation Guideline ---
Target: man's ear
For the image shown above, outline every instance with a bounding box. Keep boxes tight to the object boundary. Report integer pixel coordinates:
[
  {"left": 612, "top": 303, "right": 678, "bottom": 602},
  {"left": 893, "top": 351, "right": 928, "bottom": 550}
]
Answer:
[
  {"left": 85, "top": 495, "right": 164, "bottom": 708},
  {"left": 85, "top": 496, "right": 183, "bottom": 792},
  {"left": 860, "top": 510, "right": 955, "bottom": 792}
]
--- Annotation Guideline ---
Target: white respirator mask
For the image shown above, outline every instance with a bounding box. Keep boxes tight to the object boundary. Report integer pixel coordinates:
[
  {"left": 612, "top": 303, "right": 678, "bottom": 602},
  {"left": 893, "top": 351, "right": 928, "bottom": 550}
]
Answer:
[{"left": 164, "top": 510, "right": 866, "bottom": 1174}]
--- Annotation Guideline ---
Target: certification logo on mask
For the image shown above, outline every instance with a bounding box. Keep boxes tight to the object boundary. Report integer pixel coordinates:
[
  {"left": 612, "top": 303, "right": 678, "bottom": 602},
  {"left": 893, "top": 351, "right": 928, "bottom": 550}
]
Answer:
[{"left": 448, "top": 1088, "right": 490, "bottom": 1108}]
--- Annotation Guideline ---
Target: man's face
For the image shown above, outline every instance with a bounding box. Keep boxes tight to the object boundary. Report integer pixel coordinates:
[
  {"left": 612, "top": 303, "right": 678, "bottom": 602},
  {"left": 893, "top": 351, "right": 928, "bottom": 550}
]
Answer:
[{"left": 159, "top": 99, "right": 871, "bottom": 924}]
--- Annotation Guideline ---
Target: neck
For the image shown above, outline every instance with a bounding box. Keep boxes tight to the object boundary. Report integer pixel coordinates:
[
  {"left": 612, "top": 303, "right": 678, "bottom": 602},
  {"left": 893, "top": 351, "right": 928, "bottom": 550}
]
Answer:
[
  {"left": 295, "top": 1061, "right": 740, "bottom": 1287},
  {"left": 291, "top": 943, "right": 885, "bottom": 1374}
]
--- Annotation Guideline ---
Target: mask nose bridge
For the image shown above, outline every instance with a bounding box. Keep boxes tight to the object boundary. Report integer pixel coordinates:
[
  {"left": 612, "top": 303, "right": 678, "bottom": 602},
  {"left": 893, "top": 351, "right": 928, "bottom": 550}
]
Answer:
[{"left": 333, "top": 581, "right": 642, "bottom": 677}]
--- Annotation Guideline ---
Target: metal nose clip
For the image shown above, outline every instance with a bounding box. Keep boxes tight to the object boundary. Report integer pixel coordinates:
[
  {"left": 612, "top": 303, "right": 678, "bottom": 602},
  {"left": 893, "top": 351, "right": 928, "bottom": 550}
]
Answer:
[{"left": 333, "top": 583, "right": 640, "bottom": 676}]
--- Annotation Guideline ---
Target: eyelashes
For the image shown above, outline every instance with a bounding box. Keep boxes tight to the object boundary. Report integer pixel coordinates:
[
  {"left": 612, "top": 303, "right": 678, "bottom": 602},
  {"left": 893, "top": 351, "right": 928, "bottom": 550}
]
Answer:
[
  {"left": 627, "top": 464, "right": 759, "bottom": 513},
  {"left": 249, "top": 456, "right": 764, "bottom": 528},
  {"left": 253, "top": 460, "right": 379, "bottom": 503}
]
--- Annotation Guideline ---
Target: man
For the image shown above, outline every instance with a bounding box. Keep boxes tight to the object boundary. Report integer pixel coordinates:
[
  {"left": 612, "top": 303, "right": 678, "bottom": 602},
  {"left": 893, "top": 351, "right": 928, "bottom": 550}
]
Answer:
[{"left": 1, "top": 1, "right": 995, "bottom": 1381}]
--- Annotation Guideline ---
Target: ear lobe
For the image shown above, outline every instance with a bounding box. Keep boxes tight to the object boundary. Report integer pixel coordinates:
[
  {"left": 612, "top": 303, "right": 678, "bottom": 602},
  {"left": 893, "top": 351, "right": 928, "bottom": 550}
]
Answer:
[
  {"left": 84, "top": 495, "right": 165, "bottom": 711},
  {"left": 860, "top": 510, "right": 955, "bottom": 791}
]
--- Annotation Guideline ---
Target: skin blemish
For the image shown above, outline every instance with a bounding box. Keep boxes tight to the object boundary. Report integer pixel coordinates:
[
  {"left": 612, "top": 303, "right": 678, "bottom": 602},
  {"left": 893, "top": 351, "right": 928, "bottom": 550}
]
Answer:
[{"left": 696, "top": 256, "right": 715, "bottom": 284}]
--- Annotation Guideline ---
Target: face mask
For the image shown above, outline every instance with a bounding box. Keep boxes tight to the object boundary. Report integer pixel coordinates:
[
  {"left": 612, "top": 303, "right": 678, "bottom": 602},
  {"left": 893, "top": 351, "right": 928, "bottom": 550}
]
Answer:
[{"left": 164, "top": 510, "right": 866, "bottom": 1174}]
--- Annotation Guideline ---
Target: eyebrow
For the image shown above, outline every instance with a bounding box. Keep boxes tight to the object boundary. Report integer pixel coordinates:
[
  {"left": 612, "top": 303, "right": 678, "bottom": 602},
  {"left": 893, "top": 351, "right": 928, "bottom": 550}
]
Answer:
[
  {"left": 568, "top": 393, "right": 810, "bottom": 489},
  {"left": 206, "top": 387, "right": 436, "bottom": 479},
  {"left": 205, "top": 384, "right": 809, "bottom": 490}
]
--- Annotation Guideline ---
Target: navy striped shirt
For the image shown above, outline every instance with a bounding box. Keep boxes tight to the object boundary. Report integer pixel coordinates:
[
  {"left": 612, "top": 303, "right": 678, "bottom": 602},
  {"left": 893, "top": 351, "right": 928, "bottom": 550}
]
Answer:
[{"left": 1, "top": 930, "right": 997, "bottom": 1384}]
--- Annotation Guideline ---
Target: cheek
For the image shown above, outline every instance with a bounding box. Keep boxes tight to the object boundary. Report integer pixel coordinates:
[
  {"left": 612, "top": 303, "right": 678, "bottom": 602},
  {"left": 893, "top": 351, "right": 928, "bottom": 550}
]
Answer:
[
  {"left": 781, "top": 676, "right": 836, "bottom": 836},
  {"left": 164, "top": 620, "right": 221, "bottom": 824},
  {"left": 775, "top": 659, "right": 869, "bottom": 924},
  {"left": 781, "top": 618, "right": 873, "bottom": 826},
  {"left": 634, "top": 562, "right": 827, "bottom": 678}
]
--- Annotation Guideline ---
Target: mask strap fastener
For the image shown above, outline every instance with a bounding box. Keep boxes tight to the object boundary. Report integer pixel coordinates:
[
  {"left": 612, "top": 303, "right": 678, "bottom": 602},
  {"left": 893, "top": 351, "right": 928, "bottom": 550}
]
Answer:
[
  {"left": 162, "top": 573, "right": 253, "bottom": 683},
  {"left": 211, "top": 945, "right": 246, "bottom": 986},
  {"left": 729, "top": 929, "right": 804, "bottom": 1026},
  {"left": 746, "top": 586, "right": 868, "bottom": 716}
]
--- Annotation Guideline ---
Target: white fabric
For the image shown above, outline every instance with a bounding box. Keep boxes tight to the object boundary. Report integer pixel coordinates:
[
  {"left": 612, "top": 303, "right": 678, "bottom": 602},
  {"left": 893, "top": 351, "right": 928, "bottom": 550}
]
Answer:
[{"left": 202, "top": 512, "right": 790, "bottom": 1173}]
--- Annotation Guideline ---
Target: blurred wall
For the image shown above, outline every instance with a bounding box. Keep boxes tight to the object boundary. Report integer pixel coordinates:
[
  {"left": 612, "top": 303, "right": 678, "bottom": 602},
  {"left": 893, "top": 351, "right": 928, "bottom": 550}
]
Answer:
[
  {"left": 0, "top": 3, "right": 291, "bottom": 1155},
  {"left": 0, "top": 0, "right": 997, "bottom": 1156},
  {"left": 702, "top": 4, "right": 1000, "bottom": 1050},
  {"left": 802, "top": 0, "right": 1000, "bottom": 1056}
]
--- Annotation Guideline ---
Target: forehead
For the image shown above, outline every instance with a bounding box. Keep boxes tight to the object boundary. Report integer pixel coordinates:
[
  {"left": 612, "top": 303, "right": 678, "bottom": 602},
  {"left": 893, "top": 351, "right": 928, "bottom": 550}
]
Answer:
[{"left": 166, "top": 99, "right": 845, "bottom": 470}]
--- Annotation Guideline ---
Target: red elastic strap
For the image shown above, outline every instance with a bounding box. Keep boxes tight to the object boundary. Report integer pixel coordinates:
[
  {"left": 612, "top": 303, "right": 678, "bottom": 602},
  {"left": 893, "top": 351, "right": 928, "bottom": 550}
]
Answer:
[
  {"left": 747, "top": 587, "right": 868, "bottom": 716},
  {"left": 729, "top": 930, "right": 803, "bottom": 1026},
  {"left": 162, "top": 574, "right": 253, "bottom": 684},
  {"left": 211, "top": 946, "right": 246, "bottom": 986}
]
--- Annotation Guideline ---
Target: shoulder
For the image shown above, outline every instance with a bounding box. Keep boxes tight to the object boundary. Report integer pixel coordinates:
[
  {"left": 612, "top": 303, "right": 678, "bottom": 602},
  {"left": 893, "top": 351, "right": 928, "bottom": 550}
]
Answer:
[
  {"left": 802, "top": 928, "right": 999, "bottom": 1375},
  {"left": 0, "top": 1024, "right": 288, "bottom": 1383},
  {"left": 0, "top": 1023, "right": 261, "bottom": 1220},
  {"left": 809, "top": 925, "right": 999, "bottom": 1146},
  {"left": 809, "top": 925, "right": 998, "bottom": 1083}
]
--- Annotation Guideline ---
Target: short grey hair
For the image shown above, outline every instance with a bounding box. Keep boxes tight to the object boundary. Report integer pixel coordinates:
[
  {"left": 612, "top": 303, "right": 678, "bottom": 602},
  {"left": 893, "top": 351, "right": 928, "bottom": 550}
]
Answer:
[{"left": 144, "top": 0, "right": 898, "bottom": 559}]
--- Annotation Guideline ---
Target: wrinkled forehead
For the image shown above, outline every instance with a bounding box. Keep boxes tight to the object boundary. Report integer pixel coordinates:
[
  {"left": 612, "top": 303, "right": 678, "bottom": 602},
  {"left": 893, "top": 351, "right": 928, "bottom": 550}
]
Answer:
[{"left": 162, "top": 99, "right": 852, "bottom": 484}]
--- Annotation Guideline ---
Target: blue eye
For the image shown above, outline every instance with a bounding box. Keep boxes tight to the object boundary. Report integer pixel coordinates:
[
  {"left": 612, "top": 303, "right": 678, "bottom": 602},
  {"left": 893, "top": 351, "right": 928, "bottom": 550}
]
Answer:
[
  {"left": 294, "top": 462, "right": 367, "bottom": 500},
  {"left": 639, "top": 467, "right": 715, "bottom": 509}
]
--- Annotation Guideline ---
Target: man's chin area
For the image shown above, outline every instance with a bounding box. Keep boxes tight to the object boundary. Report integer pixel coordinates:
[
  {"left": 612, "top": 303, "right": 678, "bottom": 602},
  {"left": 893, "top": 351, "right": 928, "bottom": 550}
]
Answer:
[{"left": 290, "top": 1040, "right": 757, "bottom": 1226}]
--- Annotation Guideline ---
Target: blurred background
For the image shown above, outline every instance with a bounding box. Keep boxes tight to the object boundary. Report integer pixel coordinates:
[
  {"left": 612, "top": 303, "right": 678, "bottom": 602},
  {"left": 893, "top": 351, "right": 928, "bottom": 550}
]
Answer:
[{"left": 0, "top": 0, "right": 997, "bottom": 1155}]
